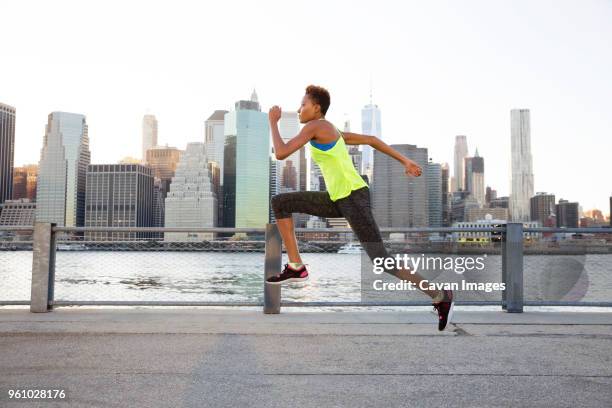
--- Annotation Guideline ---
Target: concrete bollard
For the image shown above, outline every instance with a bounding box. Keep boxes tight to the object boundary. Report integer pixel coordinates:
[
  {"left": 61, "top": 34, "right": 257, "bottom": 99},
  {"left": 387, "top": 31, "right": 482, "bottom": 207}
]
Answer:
[
  {"left": 502, "top": 223, "right": 524, "bottom": 313},
  {"left": 263, "top": 223, "right": 282, "bottom": 314},
  {"left": 30, "top": 222, "right": 56, "bottom": 313}
]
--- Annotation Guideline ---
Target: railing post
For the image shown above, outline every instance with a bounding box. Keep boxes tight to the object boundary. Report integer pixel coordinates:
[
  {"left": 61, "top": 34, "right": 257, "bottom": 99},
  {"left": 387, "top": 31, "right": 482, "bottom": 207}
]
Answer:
[
  {"left": 502, "top": 222, "right": 523, "bottom": 313},
  {"left": 501, "top": 225, "right": 507, "bottom": 310},
  {"left": 263, "top": 223, "right": 281, "bottom": 314},
  {"left": 30, "top": 222, "right": 56, "bottom": 313}
]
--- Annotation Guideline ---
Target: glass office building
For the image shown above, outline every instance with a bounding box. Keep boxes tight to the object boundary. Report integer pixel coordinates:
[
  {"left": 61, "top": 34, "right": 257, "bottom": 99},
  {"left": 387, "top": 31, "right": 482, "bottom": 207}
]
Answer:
[
  {"left": 222, "top": 94, "right": 270, "bottom": 228},
  {"left": 36, "top": 112, "right": 90, "bottom": 227}
]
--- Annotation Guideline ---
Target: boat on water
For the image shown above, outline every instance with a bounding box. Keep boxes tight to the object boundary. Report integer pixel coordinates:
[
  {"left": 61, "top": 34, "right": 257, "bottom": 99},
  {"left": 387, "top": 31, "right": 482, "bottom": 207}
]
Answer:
[{"left": 337, "top": 242, "right": 363, "bottom": 254}]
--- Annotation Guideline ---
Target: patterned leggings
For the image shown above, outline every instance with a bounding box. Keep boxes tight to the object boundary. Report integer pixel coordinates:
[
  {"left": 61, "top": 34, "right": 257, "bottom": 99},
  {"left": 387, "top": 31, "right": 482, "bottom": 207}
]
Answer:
[{"left": 271, "top": 186, "right": 398, "bottom": 276}]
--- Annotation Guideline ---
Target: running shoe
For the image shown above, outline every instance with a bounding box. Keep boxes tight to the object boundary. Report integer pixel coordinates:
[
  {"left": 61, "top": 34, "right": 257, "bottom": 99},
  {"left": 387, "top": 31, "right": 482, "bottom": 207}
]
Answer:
[
  {"left": 432, "top": 289, "right": 454, "bottom": 331},
  {"left": 266, "top": 263, "right": 309, "bottom": 284}
]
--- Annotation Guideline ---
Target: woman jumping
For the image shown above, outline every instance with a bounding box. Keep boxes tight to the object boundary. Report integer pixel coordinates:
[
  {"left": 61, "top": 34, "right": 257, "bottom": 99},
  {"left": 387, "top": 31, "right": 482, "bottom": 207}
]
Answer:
[{"left": 266, "top": 85, "right": 454, "bottom": 331}]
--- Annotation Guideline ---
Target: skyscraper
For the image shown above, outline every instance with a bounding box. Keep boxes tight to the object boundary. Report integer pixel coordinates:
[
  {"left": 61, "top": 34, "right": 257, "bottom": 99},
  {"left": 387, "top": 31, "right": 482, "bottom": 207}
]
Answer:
[
  {"left": 142, "top": 114, "right": 158, "bottom": 162},
  {"left": 450, "top": 190, "right": 471, "bottom": 224},
  {"left": 152, "top": 178, "right": 165, "bottom": 237},
  {"left": 485, "top": 186, "right": 497, "bottom": 206},
  {"left": 223, "top": 134, "right": 237, "bottom": 227},
  {"left": 12, "top": 164, "right": 38, "bottom": 201},
  {"left": 145, "top": 145, "right": 182, "bottom": 183},
  {"left": 510, "top": 109, "right": 535, "bottom": 221},
  {"left": 85, "top": 164, "right": 154, "bottom": 240},
  {"left": 269, "top": 154, "right": 279, "bottom": 223},
  {"left": 530, "top": 192, "right": 555, "bottom": 225},
  {"left": 556, "top": 199, "right": 579, "bottom": 228},
  {"left": 453, "top": 135, "right": 468, "bottom": 191},
  {"left": 361, "top": 90, "right": 381, "bottom": 184},
  {"left": 372, "top": 144, "right": 429, "bottom": 227},
  {"left": 464, "top": 148, "right": 485, "bottom": 207},
  {"left": 204, "top": 110, "right": 229, "bottom": 185},
  {"left": 222, "top": 91, "right": 270, "bottom": 229},
  {"left": 441, "top": 163, "right": 450, "bottom": 226},
  {"left": 0, "top": 103, "right": 16, "bottom": 208},
  {"left": 145, "top": 145, "right": 183, "bottom": 229},
  {"left": 427, "top": 160, "right": 443, "bottom": 227},
  {"left": 164, "top": 142, "right": 217, "bottom": 241},
  {"left": 36, "top": 112, "right": 90, "bottom": 228},
  {"left": 205, "top": 110, "right": 229, "bottom": 228}
]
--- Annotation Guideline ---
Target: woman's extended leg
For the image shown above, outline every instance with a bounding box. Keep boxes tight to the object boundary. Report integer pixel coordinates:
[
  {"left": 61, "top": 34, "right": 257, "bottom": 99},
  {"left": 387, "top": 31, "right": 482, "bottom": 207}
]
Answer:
[
  {"left": 271, "top": 191, "right": 343, "bottom": 264},
  {"left": 335, "top": 187, "right": 444, "bottom": 301}
]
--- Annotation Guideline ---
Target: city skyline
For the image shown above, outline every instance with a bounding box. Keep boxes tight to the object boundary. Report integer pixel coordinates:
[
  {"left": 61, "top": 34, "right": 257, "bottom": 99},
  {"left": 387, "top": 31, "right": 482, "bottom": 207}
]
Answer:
[
  {"left": 3, "top": 95, "right": 610, "bottom": 218},
  {"left": 1, "top": 0, "right": 611, "bottom": 212}
]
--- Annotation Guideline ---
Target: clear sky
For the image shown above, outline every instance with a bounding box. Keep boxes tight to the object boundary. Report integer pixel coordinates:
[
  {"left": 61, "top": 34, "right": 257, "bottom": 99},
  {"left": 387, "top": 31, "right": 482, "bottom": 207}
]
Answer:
[{"left": 1, "top": 0, "right": 610, "bottom": 214}]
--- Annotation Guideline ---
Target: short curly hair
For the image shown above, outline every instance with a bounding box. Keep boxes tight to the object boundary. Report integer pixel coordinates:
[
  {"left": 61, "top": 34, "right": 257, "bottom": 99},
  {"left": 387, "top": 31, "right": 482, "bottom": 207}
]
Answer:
[{"left": 305, "top": 85, "right": 330, "bottom": 116}]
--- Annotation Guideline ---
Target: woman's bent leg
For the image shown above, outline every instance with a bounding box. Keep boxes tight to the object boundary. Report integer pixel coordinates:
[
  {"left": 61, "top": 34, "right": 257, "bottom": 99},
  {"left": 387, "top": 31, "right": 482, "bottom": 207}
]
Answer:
[{"left": 271, "top": 191, "right": 342, "bottom": 264}]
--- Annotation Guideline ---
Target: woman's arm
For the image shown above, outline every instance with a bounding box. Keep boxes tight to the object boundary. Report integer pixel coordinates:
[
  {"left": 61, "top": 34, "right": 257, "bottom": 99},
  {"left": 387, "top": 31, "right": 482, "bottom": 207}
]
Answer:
[
  {"left": 341, "top": 130, "right": 422, "bottom": 177},
  {"left": 341, "top": 131, "right": 374, "bottom": 146},
  {"left": 369, "top": 137, "right": 409, "bottom": 165},
  {"left": 269, "top": 106, "right": 316, "bottom": 160}
]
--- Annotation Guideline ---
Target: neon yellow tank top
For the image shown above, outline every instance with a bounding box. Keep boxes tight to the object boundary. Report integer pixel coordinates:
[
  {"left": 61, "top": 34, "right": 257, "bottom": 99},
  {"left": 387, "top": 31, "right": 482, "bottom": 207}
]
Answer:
[{"left": 309, "top": 124, "right": 368, "bottom": 201}]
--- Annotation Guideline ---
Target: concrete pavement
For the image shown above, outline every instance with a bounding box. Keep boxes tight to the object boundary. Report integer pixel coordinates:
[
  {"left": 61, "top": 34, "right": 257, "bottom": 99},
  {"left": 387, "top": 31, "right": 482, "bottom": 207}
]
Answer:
[{"left": 1, "top": 308, "right": 611, "bottom": 407}]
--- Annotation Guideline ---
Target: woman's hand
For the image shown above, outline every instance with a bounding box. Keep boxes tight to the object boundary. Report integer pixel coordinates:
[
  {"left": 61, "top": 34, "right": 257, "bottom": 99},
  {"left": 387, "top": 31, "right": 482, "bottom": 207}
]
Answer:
[
  {"left": 268, "top": 105, "right": 282, "bottom": 124},
  {"left": 403, "top": 159, "right": 422, "bottom": 177}
]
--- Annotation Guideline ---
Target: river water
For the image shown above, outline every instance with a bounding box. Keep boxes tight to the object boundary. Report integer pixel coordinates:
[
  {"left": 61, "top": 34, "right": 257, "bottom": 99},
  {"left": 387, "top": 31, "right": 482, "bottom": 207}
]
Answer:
[{"left": 1, "top": 251, "right": 611, "bottom": 308}]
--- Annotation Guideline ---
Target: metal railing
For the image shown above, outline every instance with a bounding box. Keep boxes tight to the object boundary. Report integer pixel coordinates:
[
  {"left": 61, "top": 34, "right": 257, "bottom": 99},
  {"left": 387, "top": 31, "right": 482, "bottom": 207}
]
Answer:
[{"left": 1, "top": 223, "right": 611, "bottom": 313}]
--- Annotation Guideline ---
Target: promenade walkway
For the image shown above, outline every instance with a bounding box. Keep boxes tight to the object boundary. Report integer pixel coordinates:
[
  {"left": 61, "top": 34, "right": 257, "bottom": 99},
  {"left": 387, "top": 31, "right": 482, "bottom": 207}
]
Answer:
[{"left": 1, "top": 308, "right": 611, "bottom": 407}]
